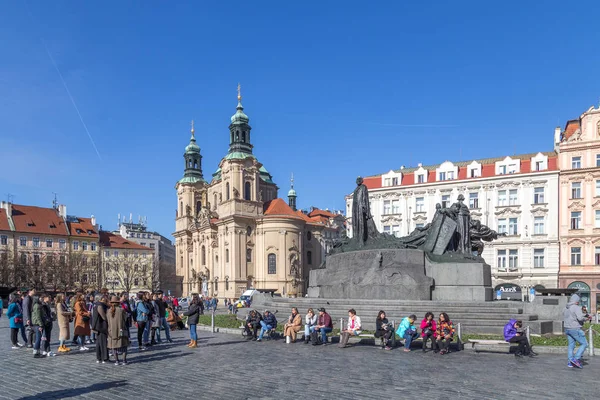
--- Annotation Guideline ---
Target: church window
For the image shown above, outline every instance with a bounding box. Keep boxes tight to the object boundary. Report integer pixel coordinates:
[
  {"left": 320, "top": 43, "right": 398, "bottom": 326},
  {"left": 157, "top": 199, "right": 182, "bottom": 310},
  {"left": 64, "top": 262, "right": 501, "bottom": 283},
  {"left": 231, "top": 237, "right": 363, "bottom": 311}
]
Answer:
[
  {"left": 307, "top": 251, "right": 312, "bottom": 265},
  {"left": 201, "top": 246, "right": 206, "bottom": 265},
  {"left": 307, "top": 231, "right": 312, "bottom": 241},
  {"left": 236, "top": 131, "right": 240, "bottom": 140},
  {"left": 247, "top": 226, "right": 252, "bottom": 236},
  {"left": 226, "top": 183, "right": 230, "bottom": 200},
  {"left": 226, "top": 249, "right": 230, "bottom": 263},
  {"left": 268, "top": 253, "right": 276, "bottom": 274},
  {"left": 246, "top": 248, "right": 252, "bottom": 262},
  {"left": 244, "top": 181, "right": 251, "bottom": 200},
  {"left": 242, "top": 131, "right": 246, "bottom": 142},
  {"left": 180, "top": 202, "right": 183, "bottom": 217},
  {"left": 214, "top": 278, "right": 218, "bottom": 292},
  {"left": 196, "top": 201, "right": 202, "bottom": 215}
]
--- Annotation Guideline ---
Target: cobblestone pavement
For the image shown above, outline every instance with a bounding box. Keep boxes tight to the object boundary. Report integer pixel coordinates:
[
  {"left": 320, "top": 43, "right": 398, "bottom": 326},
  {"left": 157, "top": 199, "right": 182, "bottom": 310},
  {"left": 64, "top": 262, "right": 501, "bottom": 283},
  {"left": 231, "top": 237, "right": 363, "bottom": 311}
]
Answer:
[{"left": 0, "top": 318, "right": 597, "bottom": 400}]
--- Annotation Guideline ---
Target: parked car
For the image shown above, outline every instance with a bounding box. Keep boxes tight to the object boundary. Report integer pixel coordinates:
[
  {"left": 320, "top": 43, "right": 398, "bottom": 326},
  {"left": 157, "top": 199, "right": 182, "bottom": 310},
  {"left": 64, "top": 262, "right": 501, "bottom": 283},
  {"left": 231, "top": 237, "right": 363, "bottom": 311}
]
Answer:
[
  {"left": 234, "top": 290, "right": 259, "bottom": 308},
  {"left": 177, "top": 297, "right": 190, "bottom": 312}
]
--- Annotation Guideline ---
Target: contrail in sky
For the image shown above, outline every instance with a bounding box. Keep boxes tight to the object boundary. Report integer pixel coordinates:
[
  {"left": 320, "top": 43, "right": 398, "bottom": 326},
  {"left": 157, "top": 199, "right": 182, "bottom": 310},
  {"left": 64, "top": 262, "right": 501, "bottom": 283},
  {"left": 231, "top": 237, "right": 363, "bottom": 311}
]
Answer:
[{"left": 41, "top": 39, "right": 102, "bottom": 161}]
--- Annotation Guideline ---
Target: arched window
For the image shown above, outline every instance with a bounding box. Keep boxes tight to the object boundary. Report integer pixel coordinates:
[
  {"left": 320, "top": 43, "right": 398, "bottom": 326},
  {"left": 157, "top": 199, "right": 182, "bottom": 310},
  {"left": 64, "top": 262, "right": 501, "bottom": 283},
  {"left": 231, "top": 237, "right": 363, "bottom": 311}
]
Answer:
[
  {"left": 230, "top": 132, "right": 234, "bottom": 143},
  {"left": 214, "top": 278, "right": 219, "bottom": 292},
  {"left": 180, "top": 256, "right": 183, "bottom": 270},
  {"left": 226, "top": 183, "right": 230, "bottom": 200},
  {"left": 307, "top": 231, "right": 312, "bottom": 241},
  {"left": 242, "top": 131, "right": 246, "bottom": 142},
  {"left": 226, "top": 249, "right": 229, "bottom": 263},
  {"left": 201, "top": 246, "right": 206, "bottom": 265},
  {"left": 247, "top": 226, "right": 252, "bottom": 236},
  {"left": 180, "top": 202, "right": 183, "bottom": 216},
  {"left": 244, "top": 181, "right": 251, "bottom": 200},
  {"left": 268, "top": 253, "right": 276, "bottom": 274},
  {"left": 214, "top": 194, "right": 218, "bottom": 209},
  {"left": 196, "top": 200, "right": 202, "bottom": 215},
  {"left": 246, "top": 248, "right": 252, "bottom": 262},
  {"left": 307, "top": 251, "right": 312, "bottom": 265},
  {"left": 236, "top": 131, "right": 240, "bottom": 140},
  {"left": 194, "top": 159, "right": 198, "bottom": 169}
]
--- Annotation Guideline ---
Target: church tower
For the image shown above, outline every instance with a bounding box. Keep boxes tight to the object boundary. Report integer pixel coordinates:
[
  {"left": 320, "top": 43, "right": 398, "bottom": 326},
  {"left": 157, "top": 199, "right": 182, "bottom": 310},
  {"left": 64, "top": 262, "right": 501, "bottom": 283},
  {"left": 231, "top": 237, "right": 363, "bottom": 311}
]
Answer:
[
  {"left": 228, "top": 84, "right": 253, "bottom": 155},
  {"left": 288, "top": 173, "right": 297, "bottom": 211}
]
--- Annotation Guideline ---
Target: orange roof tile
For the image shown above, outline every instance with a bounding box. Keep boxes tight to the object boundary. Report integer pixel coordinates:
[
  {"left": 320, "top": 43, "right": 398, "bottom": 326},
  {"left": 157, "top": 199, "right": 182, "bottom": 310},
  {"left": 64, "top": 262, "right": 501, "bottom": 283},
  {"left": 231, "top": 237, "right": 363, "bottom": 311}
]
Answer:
[
  {"left": 263, "top": 198, "right": 305, "bottom": 220},
  {"left": 563, "top": 120, "right": 581, "bottom": 140},
  {"left": 308, "top": 209, "right": 335, "bottom": 219},
  {"left": 99, "top": 231, "right": 153, "bottom": 250},
  {"left": 10, "top": 204, "right": 69, "bottom": 236},
  {"left": 0, "top": 209, "right": 10, "bottom": 231},
  {"left": 68, "top": 217, "right": 99, "bottom": 238}
]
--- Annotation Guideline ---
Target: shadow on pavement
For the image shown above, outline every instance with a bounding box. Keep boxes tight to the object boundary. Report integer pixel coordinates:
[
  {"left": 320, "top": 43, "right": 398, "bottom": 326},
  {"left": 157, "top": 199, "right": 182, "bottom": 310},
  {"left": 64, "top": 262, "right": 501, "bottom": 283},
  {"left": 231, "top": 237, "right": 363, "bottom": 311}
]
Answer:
[
  {"left": 17, "top": 380, "right": 128, "bottom": 400},
  {"left": 129, "top": 351, "right": 192, "bottom": 364}
]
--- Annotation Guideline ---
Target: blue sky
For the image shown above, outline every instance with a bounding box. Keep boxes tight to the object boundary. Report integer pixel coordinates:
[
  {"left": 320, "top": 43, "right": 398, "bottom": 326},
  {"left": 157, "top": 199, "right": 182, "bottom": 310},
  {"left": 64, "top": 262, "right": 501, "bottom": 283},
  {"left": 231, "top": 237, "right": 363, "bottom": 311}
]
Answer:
[{"left": 1, "top": 1, "right": 600, "bottom": 239}]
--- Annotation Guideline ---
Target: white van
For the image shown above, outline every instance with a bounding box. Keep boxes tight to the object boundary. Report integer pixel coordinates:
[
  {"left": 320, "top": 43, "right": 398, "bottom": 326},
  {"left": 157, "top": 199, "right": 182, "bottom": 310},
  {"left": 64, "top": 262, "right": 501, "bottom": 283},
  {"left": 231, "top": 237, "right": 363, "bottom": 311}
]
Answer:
[{"left": 235, "top": 289, "right": 259, "bottom": 307}]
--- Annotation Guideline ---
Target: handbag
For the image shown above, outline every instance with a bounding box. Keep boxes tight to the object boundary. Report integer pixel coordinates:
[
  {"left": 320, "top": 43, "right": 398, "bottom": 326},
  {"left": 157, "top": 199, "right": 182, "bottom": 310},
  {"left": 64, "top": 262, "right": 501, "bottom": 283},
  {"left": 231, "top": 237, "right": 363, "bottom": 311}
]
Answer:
[
  {"left": 14, "top": 317, "right": 22, "bottom": 324},
  {"left": 82, "top": 315, "right": 90, "bottom": 322}
]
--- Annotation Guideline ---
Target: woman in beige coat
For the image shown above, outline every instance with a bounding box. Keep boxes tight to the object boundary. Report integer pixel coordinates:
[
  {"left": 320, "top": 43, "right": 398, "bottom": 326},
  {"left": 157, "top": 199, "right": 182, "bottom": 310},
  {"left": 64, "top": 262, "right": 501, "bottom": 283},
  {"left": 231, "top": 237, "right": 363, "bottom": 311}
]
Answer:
[
  {"left": 55, "top": 294, "right": 72, "bottom": 353},
  {"left": 283, "top": 307, "right": 303, "bottom": 343},
  {"left": 107, "top": 296, "right": 130, "bottom": 365}
]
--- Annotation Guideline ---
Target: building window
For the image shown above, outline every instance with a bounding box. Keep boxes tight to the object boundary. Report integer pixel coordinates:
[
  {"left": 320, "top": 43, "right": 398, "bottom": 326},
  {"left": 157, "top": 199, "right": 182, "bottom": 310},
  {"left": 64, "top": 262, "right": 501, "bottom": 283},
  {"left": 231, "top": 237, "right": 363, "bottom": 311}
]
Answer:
[
  {"left": 20, "top": 253, "right": 27, "bottom": 264},
  {"left": 441, "top": 195, "right": 450, "bottom": 209},
  {"left": 82, "top": 256, "right": 88, "bottom": 266},
  {"left": 82, "top": 242, "right": 88, "bottom": 251},
  {"left": 534, "top": 160, "right": 545, "bottom": 171},
  {"left": 226, "top": 249, "right": 229, "bottom": 263},
  {"left": 383, "top": 200, "right": 391, "bottom": 215},
  {"left": 150, "top": 243, "right": 155, "bottom": 249},
  {"left": 91, "top": 242, "right": 96, "bottom": 251},
  {"left": 202, "top": 246, "right": 206, "bottom": 265},
  {"left": 307, "top": 251, "right": 312, "bottom": 265},
  {"left": 45, "top": 239, "right": 52, "bottom": 248},
  {"left": 91, "top": 258, "right": 97, "bottom": 266},
  {"left": 572, "top": 156, "right": 581, "bottom": 169},
  {"left": 105, "top": 250, "right": 110, "bottom": 257},
  {"left": 383, "top": 226, "right": 391, "bottom": 234},
  {"left": 384, "top": 178, "right": 391, "bottom": 187},
  {"left": 307, "top": 231, "right": 312, "bottom": 241},
  {"left": 508, "top": 189, "right": 518, "bottom": 206},
  {"left": 267, "top": 253, "right": 276, "bottom": 274},
  {"left": 595, "top": 247, "right": 600, "bottom": 265},
  {"left": 33, "top": 238, "right": 40, "bottom": 248},
  {"left": 571, "top": 182, "right": 582, "bottom": 199},
  {"left": 244, "top": 181, "right": 251, "bottom": 201},
  {"left": 508, "top": 218, "right": 518, "bottom": 235},
  {"left": 470, "top": 168, "right": 479, "bottom": 178},
  {"left": 571, "top": 211, "right": 582, "bottom": 230},
  {"left": 533, "top": 249, "right": 545, "bottom": 268},
  {"left": 498, "top": 191, "right": 507, "bottom": 206},
  {"left": 33, "top": 254, "right": 40, "bottom": 266},
  {"left": 226, "top": 183, "right": 230, "bottom": 201},
  {"left": 73, "top": 241, "right": 79, "bottom": 251},
  {"left": 508, "top": 250, "right": 518, "bottom": 271},
  {"left": 596, "top": 210, "right": 600, "bottom": 229},
  {"left": 392, "top": 225, "right": 400, "bottom": 237},
  {"left": 247, "top": 226, "right": 252, "bottom": 236},
  {"left": 417, "top": 174, "right": 425, "bottom": 183},
  {"left": 0, "top": 235, "right": 7, "bottom": 245},
  {"left": 497, "top": 250, "right": 507, "bottom": 271},
  {"left": 499, "top": 165, "right": 507, "bottom": 175},
  {"left": 415, "top": 197, "right": 425, "bottom": 212},
  {"left": 534, "top": 187, "right": 545, "bottom": 204},
  {"left": 113, "top": 250, "right": 119, "bottom": 257},
  {"left": 533, "top": 216, "right": 545, "bottom": 234},
  {"left": 246, "top": 248, "right": 252, "bottom": 262},
  {"left": 391, "top": 200, "right": 400, "bottom": 214},
  {"left": 59, "top": 255, "right": 66, "bottom": 265},
  {"left": 391, "top": 177, "right": 398, "bottom": 186},
  {"left": 469, "top": 193, "right": 479, "bottom": 209},
  {"left": 20, "top": 236, "right": 27, "bottom": 246},
  {"left": 439, "top": 172, "right": 446, "bottom": 181},
  {"left": 59, "top": 239, "right": 66, "bottom": 249},
  {"left": 571, "top": 247, "right": 581, "bottom": 266},
  {"left": 497, "top": 219, "right": 507, "bottom": 234},
  {"left": 142, "top": 233, "right": 146, "bottom": 239},
  {"left": 134, "top": 278, "right": 139, "bottom": 286}
]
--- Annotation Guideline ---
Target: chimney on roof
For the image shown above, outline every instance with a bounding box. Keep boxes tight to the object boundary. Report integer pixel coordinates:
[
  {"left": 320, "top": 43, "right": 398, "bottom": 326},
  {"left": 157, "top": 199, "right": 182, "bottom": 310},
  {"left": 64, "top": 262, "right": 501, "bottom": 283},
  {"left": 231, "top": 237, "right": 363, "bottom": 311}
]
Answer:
[
  {"left": 417, "top": 163, "right": 422, "bottom": 167},
  {"left": 554, "top": 126, "right": 562, "bottom": 146},
  {"left": 400, "top": 166, "right": 405, "bottom": 170},
  {"left": 0, "top": 201, "right": 11, "bottom": 216},
  {"left": 91, "top": 215, "right": 96, "bottom": 227},
  {"left": 58, "top": 204, "right": 67, "bottom": 219}
]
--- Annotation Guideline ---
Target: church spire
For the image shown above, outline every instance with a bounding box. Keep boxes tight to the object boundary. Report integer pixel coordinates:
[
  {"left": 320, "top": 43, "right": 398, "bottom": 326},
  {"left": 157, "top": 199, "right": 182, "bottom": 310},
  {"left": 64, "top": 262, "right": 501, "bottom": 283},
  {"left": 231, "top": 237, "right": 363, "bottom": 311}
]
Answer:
[
  {"left": 178, "top": 120, "right": 205, "bottom": 184},
  {"left": 228, "top": 83, "right": 253, "bottom": 155},
  {"left": 288, "top": 173, "right": 297, "bottom": 211}
]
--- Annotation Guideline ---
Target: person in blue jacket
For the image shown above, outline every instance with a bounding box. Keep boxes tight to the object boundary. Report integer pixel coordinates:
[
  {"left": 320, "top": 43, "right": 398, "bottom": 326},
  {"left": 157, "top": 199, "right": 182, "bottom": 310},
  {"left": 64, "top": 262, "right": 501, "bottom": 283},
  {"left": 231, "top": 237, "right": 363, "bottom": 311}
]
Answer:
[
  {"left": 396, "top": 314, "right": 419, "bottom": 352},
  {"left": 7, "top": 293, "right": 24, "bottom": 349}
]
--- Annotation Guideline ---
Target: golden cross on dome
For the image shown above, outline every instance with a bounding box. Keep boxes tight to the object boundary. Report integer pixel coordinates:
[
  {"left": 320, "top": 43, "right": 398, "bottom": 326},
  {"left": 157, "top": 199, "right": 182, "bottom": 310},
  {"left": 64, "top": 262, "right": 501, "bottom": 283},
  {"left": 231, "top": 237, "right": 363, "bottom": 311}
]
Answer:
[
  {"left": 237, "top": 83, "right": 242, "bottom": 101},
  {"left": 191, "top": 120, "right": 195, "bottom": 136}
]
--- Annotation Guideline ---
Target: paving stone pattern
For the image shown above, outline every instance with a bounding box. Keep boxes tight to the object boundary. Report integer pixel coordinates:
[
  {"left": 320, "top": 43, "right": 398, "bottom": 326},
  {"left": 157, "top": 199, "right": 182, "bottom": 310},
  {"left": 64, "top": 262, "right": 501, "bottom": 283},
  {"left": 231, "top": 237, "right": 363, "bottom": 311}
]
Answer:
[{"left": 0, "top": 318, "right": 597, "bottom": 400}]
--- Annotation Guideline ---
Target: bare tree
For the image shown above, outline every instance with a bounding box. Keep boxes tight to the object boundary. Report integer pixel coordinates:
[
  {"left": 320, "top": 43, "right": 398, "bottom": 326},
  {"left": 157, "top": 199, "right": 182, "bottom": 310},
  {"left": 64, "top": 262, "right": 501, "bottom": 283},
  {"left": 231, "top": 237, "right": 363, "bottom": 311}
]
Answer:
[
  {"left": 0, "top": 250, "right": 14, "bottom": 287},
  {"left": 107, "top": 252, "right": 150, "bottom": 294}
]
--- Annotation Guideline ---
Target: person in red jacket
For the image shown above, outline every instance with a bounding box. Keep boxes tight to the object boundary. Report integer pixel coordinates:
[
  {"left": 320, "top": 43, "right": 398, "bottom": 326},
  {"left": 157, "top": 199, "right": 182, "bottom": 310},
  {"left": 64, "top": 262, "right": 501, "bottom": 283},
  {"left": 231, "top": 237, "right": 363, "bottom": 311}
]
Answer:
[
  {"left": 420, "top": 312, "right": 437, "bottom": 352},
  {"left": 312, "top": 308, "right": 333, "bottom": 345}
]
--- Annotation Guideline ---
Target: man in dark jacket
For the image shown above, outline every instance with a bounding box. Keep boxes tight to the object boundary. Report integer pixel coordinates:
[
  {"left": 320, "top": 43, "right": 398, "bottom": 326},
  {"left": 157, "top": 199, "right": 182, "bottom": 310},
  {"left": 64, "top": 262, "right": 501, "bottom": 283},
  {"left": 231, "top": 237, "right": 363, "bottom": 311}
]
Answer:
[
  {"left": 312, "top": 308, "right": 333, "bottom": 345},
  {"left": 256, "top": 310, "right": 277, "bottom": 341},
  {"left": 22, "top": 288, "right": 36, "bottom": 348},
  {"left": 245, "top": 310, "right": 262, "bottom": 340},
  {"left": 156, "top": 291, "right": 174, "bottom": 344},
  {"left": 91, "top": 295, "right": 109, "bottom": 363}
]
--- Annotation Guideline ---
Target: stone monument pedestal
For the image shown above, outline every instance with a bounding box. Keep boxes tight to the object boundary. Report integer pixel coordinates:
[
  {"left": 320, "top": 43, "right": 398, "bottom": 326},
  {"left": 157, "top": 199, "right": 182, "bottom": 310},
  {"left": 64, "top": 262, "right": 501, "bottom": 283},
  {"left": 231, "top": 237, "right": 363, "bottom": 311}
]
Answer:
[{"left": 308, "top": 249, "right": 493, "bottom": 302}]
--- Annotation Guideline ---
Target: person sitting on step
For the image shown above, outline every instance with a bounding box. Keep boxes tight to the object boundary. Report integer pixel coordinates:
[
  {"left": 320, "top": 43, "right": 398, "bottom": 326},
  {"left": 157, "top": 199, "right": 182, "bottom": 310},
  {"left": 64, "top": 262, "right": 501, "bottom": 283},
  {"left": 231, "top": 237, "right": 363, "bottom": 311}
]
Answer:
[
  {"left": 304, "top": 308, "right": 318, "bottom": 344},
  {"left": 256, "top": 310, "right": 277, "bottom": 342},
  {"left": 504, "top": 319, "right": 537, "bottom": 358},
  {"left": 435, "top": 313, "right": 454, "bottom": 355},
  {"left": 396, "top": 314, "right": 419, "bottom": 352},
  {"left": 375, "top": 310, "right": 393, "bottom": 350},
  {"left": 311, "top": 308, "right": 333, "bottom": 345},
  {"left": 420, "top": 312, "right": 437, "bottom": 352},
  {"left": 283, "top": 307, "right": 302, "bottom": 343},
  {"left": 339, "top": 309, "right": 362, "bottom": 348},
  {"left": 244, "top": 310, "right": 262, "bottom": 340}
]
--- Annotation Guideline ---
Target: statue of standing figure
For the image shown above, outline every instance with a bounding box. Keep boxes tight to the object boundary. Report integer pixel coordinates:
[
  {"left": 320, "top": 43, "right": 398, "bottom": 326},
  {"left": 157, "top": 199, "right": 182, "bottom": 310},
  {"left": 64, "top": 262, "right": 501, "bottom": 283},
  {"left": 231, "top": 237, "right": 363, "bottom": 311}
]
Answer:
[{"left": 352, "top": 177, "right": 379, "bottom": 246}]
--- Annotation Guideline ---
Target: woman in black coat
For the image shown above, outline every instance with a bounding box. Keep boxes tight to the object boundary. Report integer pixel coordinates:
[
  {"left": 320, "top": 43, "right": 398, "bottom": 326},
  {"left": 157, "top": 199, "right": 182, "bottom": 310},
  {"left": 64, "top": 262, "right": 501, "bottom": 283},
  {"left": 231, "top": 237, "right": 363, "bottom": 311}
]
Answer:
[
  {"left": 183, "top": 295, "right": 201, "bottom": 348},
  {"left": 374, "top": 310, "right": 393, "bottom": 350}
]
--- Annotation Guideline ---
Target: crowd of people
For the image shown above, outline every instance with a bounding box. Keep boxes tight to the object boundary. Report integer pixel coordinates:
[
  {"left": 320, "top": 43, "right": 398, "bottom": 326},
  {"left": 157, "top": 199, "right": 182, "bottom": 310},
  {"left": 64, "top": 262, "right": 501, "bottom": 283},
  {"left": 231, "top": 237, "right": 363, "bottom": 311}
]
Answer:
[{"left": 4, "top": 287, "right": 184, "bottom": 364}]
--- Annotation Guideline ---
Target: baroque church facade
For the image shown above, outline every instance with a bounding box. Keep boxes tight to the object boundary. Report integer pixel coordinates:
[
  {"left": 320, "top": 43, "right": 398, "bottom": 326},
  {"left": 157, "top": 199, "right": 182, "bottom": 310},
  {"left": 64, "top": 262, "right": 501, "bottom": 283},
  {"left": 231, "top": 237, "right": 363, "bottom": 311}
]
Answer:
[{"left": 174, "top": 91, "right": 341, "bottom": 298}]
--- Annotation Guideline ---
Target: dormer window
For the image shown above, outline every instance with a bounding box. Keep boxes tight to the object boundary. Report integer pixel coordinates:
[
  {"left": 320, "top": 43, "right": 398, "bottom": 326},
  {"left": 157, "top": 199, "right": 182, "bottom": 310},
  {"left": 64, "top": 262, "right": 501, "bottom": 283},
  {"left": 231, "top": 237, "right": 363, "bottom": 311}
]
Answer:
[
  {"left": 76, "top": 229, "right": 82, "bottom": 234},
  {"left": 496, "top": 156, "right": 520, "bottom": 175},
  {"left": 417, "top": 174, "right": 425, "bottom": 183},
  {"left": 436, "top": 161, "right": 457, "bottom": 182}
]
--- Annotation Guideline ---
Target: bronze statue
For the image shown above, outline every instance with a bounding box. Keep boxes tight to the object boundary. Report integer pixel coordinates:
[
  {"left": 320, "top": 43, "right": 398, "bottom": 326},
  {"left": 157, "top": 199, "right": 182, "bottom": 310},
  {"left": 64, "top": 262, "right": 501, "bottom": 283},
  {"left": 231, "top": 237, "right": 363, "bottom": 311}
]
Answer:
[{"left": 351, "top": 177, "right": 379, "bottom": 246}]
